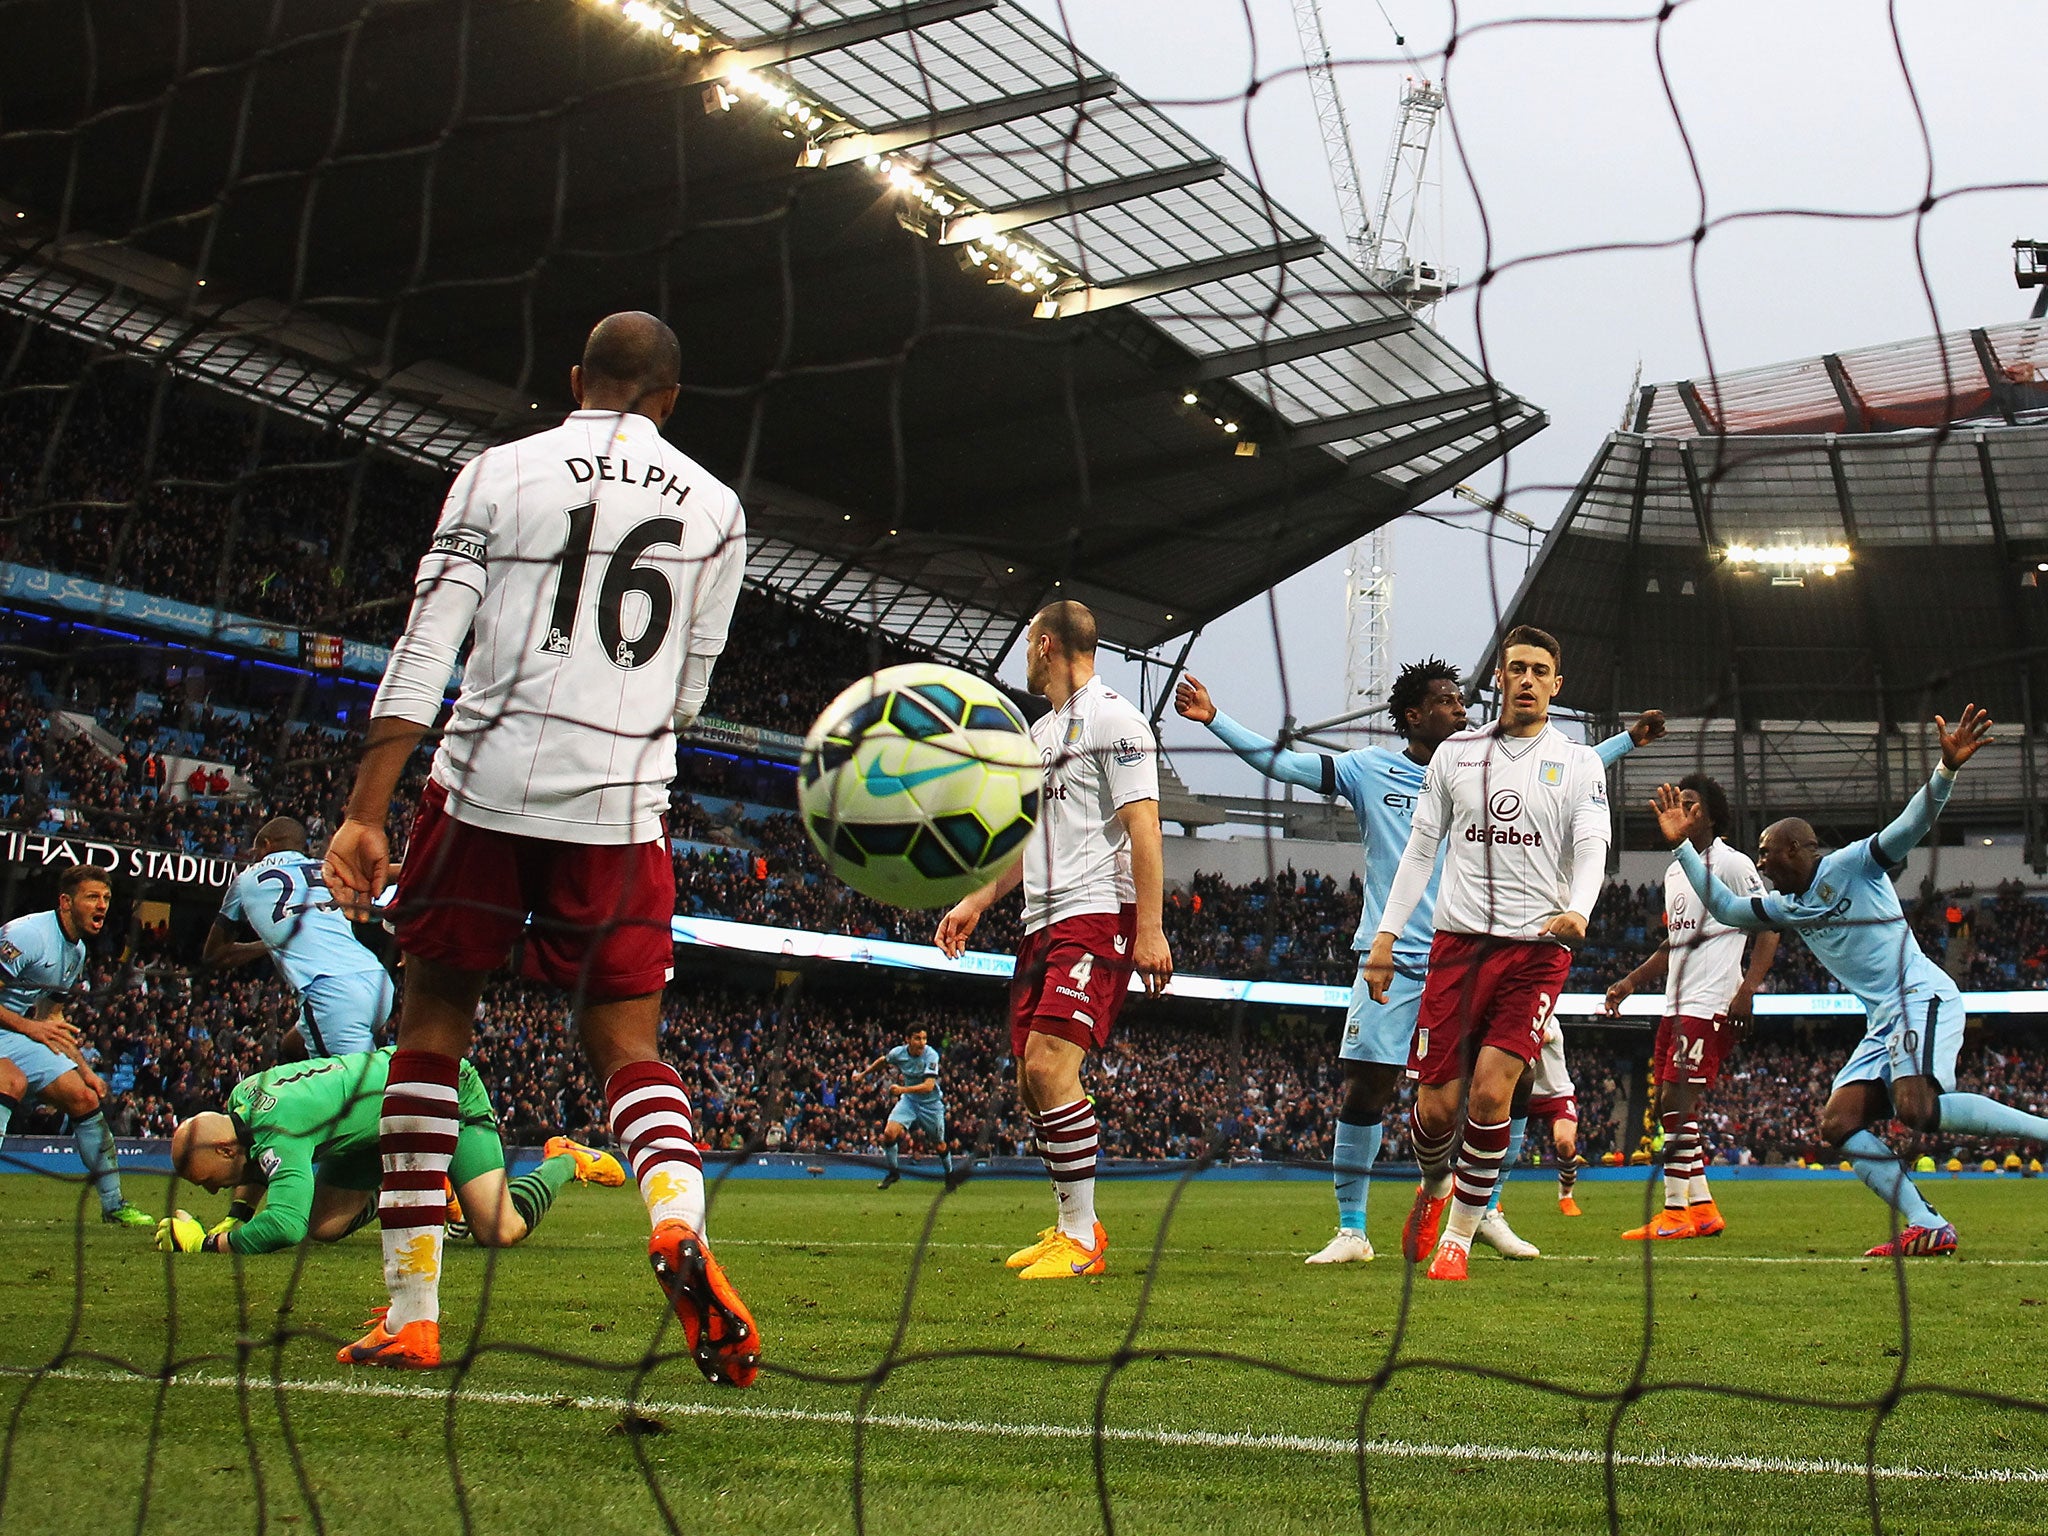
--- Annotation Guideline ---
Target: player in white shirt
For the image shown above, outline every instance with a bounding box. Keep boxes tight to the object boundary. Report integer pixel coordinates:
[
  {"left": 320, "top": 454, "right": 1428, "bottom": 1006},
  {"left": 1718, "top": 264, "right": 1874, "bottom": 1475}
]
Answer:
[
  {"left": 936, "top": 600, "right": 1171, "bottom": 1280},
  {"left": 1605, "top": 773, "right": 1779, "bottom": 1241},
  {"left": 322, "top": 312, "right": 758, "bottom": 1383},
  {"left": 1365, "top": 625, "right": 1612, "bottom": 1282}
]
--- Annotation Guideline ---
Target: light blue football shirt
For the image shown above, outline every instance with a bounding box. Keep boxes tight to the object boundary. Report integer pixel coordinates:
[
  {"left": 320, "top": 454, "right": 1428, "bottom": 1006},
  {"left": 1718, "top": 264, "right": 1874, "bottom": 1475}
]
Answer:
[
  {"left": 219, "top": 851, "right": 388, "bottom": 995},
  {"left": 1678, "top": 832, "right": 1956, "bottom": 1034},
  {"left": 885, "top": 1042, "right": 942, "bottom": 1102},
  {"left": 1326, "top": 733, "right": 1638, "bottom": 963},
  {"left": 0, "top": 909, "right": 86, "bottom": 1020}
]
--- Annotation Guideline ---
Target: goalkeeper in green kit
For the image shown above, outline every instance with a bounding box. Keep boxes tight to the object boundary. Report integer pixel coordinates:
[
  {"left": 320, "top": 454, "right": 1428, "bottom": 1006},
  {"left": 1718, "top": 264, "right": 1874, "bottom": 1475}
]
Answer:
[{"left": 159, "top": 1048, "right": 625, "bottom": 1257}]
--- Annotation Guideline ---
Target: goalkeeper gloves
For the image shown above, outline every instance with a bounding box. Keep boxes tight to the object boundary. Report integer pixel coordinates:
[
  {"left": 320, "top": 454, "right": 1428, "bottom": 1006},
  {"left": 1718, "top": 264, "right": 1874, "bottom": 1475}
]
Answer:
[
  {"left": 205, "top": 1213, "right": 244, "bottom": 1241},
  {"left": 155, "top": 1211, "right": 206, "bottom": 1254}
]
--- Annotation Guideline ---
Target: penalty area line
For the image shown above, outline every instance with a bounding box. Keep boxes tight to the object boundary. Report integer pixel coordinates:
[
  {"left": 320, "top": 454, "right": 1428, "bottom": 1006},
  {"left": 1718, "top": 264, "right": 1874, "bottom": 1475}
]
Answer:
[{"left": 17, "top": 1368, "right": 2048, "bottom": 1485}]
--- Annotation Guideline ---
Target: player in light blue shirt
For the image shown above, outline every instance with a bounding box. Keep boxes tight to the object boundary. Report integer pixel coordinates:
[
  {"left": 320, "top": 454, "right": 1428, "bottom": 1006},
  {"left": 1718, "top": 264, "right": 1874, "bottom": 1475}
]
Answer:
[
  {"left": 1657, "top": 704, "right": 2048, "bottom": 1257},
  {"left": 205, "top": 818, "right": 395, "bottom": 1060},
  {"left": 854, "top": 1025, "right": 955, "bottom": 1189},
  {"left": 0, "top": 863, "right": 153, "bottom": 1227},
  {"left": 1176, "top": 661, "right": 1655, "bottom": 1262}
]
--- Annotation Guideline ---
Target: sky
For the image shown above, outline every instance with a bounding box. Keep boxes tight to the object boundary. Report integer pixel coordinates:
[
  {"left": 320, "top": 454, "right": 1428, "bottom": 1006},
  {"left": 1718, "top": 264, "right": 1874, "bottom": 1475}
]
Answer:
[{"left": 994, "top": 0, "right": 2048, "bottom": 803}]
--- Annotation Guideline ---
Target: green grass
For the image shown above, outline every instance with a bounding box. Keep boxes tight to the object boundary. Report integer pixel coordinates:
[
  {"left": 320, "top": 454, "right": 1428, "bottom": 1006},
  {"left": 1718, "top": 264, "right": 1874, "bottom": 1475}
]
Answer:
[{"left": 4, "top": 1168, "right": 2047, "bottom": 1535}]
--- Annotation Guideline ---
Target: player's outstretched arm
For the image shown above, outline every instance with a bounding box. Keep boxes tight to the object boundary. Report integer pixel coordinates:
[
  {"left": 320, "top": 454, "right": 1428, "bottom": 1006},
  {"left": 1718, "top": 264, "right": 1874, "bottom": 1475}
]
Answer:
[
  {"left": 935, "top": 858, "right": 1022, "bottom": 958},
  {"left": 1604, "top": 942, "right": 1669, "bottom": 1014},
  {"left": 1592, "top": 708, "right": 1664, "bottom": 766},
  {"left": 1871, "top": 704, "right": 1993, "bottom": 866},
  {"left": 1174, "top": 675, "right": 1328, "bottom": 793},
  {"left": 1655, "top": 785, "right": 1773, "bottom": 932}
]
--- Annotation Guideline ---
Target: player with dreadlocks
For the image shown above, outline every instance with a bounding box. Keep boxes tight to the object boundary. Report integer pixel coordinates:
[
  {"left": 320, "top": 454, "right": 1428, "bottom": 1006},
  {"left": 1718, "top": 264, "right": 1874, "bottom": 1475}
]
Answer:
[{"left": 1177, "top": 658, "right": 1658, "bottom": 1262}]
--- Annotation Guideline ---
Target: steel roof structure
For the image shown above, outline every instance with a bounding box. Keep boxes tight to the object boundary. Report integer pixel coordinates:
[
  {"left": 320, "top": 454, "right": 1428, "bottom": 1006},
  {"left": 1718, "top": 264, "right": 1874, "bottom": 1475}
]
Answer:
[
  {"left": 0, "top": 0, "right": 1542, "bottom": 669},
  {"left": 1481, "top": 321, "right": 2048, "bottom": 860}
]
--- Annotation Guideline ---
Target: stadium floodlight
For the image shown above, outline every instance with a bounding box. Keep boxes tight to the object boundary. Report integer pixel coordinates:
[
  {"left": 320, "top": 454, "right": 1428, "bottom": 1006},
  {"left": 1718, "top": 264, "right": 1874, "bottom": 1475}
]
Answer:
[
  {"left": 1722, "top": 541, "right": 1852, "bottom": 570},
  {"left": 2017, "top": 240, "right": 2048, "bottom": 289}
]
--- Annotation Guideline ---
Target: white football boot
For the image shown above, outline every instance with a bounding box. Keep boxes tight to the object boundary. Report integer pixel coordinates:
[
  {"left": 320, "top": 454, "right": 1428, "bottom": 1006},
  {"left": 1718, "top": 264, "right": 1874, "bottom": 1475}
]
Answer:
[
  {"left": 1475, "top": 1208, "right": 1540, "bottom": 1260},
  {"left": 1304, "top": 1229, "right": 1376, "bottom": 1264}
]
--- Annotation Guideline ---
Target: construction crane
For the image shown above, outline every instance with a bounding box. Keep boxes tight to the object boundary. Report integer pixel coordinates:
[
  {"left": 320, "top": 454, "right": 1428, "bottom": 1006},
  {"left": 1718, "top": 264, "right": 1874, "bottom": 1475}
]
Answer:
[
  {"left": 1291, "top": 2, "right": 1453, "bottom": 736},
  {"left": 1363, "top": 77, "right": 1453, "bottom": 309}
]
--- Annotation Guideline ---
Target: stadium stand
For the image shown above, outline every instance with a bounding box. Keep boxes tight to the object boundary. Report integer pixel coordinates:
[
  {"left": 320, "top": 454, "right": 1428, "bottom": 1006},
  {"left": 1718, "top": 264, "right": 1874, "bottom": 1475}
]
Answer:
[{"left": 5, "top": 630, "right": 2045, "bottom": 993}]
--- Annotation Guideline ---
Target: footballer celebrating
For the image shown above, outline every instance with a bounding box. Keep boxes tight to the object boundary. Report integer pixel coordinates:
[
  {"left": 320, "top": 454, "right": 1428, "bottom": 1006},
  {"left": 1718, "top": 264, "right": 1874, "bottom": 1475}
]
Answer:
[
  {"left": 1176, "top": 661, "right": 1653, "bottom": 1263},
  {"left": 937, "top": 600, "right": 1170, "bottom": 1280},
  {"left": 1653, "top": 705, "right": 2048, "bottom": 1257},
  {"left": 1366, "top": 626, "right": 1613, "bottom": 1282},
  {"left": 853, "top": 1024, "right": 956, "bottom": 1189},
  {"left": 0, "top": 865, "right": 151, "bottom": 1227},
  {"left": 323, "top": 312, "right": 757, "bottom": 1380},
  {"left": 1604, "top": 773, "right": 1778, "bottom": 1240}
]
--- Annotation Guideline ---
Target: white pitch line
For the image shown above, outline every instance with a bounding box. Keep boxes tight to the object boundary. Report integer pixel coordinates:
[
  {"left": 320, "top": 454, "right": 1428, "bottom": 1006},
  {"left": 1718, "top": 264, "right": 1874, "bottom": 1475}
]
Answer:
[
  {"left": 13, "top": 1368, "right": 2047, "bottom": 1486},
  {"left": 715, "top": 1238, "right": 2048, "bottom": 1266}
]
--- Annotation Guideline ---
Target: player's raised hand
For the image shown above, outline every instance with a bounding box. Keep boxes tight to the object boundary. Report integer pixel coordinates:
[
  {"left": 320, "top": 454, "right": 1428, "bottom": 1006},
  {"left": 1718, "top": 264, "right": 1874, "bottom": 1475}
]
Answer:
[
  {"left": 934, "top": 899, "right": 980, "bottom": 959},
  {"left": 1133, "top": 927, "right": 1173, "bottom": 997},
  {"left": 1934, "top": 704, "right": 1994, "bottom": 771},
  {"left": 1650, "top": 782, "right": 1704, "bottom": 847},
  {"left": 1602, "top": 976, "right": 1634, "bottom": 1017},
  {"left": 1172, "top": 673, "right": 1216, "bottom": 724},
  {"left": 322, "top": 818, "right": 389, "bottom": 921},
  {"left": 1628, "top": 709, "right": 1667, "bottom": 747}
]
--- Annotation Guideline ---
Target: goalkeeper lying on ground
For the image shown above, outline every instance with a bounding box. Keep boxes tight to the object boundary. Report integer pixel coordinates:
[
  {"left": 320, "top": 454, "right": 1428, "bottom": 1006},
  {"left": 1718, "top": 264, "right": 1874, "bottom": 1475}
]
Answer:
[{"left": 160, "top": 1048, "right": 623, "bottom": 1255}]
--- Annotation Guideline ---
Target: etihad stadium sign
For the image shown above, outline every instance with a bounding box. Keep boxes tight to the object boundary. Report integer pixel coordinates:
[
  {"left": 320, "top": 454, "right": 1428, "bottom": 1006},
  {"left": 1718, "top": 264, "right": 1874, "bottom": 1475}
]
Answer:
[{"left": 0, "top": 830, "right": 242, "bottom": 890}]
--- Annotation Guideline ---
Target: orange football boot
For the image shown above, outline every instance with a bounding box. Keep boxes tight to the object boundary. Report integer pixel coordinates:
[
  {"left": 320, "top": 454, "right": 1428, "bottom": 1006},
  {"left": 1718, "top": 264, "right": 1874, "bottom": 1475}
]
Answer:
[
  {"left": 1402, "top": 1185, "right": 1450, "bottom": 1262},
  {"left": 1621, "top": 1208, "right": 1696, "bottom": 1241},
  {"left": 338, "top": 1311, "right": 441, "bottom": 1369},
  {"left": 1424, "top": 1242, "right": 1470, "bottom": 1282},
  {"left": 649, "top": 1220, "right": 761, "bottom": 1388},
  {"left": 1686, "top": 1200, "right": 1726, "bottom": 1237}
]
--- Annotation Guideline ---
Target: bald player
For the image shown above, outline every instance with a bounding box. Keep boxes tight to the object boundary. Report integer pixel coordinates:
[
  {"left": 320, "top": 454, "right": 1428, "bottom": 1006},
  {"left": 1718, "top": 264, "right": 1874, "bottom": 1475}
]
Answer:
[
  {"left": 1656, "top": 705, "right": 2048, "bottom": 1257},
  {"left": 158, "top": 1049, "right": 620, "bottom": 1258},
  {"left": 938, "top": 599, "right": 1172, "bottom": 1281},
  {"left": 206, "top": 817, "right": 395, "bottom": 1060},
  {"left": 323, "top": 311, "right": 756, "bottom": 1379}
]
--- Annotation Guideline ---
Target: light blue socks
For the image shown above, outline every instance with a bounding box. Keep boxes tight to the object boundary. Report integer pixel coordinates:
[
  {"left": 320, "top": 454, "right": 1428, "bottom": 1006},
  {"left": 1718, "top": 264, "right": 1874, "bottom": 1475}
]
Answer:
[{"left": 1332, "top": 1119, "right": 1383, "bottom": 1232}]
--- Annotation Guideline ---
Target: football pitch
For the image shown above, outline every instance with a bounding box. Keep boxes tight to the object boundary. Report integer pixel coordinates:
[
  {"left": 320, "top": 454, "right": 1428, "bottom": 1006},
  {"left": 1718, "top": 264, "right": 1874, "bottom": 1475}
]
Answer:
[{"left": 4, "top": 1171, "right": 2046, "bottom": 1535}]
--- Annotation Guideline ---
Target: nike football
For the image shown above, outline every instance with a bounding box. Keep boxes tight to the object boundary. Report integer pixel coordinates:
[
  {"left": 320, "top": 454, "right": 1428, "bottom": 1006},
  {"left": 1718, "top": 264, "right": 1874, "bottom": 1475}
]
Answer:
[{"left": 798, "top": 662, "right": 1041, "bottom": 909}]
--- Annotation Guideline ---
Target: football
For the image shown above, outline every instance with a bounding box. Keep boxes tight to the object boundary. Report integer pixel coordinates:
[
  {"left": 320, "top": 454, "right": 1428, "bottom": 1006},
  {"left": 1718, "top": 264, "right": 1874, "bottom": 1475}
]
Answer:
[{"left": 798, "top": 662, "right": 1041, "bottom": 909}]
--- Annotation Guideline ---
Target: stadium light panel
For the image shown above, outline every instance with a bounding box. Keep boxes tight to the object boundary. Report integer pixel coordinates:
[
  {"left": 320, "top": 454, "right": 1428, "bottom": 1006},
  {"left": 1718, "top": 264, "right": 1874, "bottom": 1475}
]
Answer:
[{"left": 1722, "top": 541, "right": 1852, "bottom": 570}]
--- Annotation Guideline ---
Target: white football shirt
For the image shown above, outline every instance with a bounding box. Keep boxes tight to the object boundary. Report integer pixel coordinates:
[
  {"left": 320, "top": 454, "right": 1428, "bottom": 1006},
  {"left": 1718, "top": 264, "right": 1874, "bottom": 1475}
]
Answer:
[
  {"left": 1387, "top": 722, "right": 1611, "bottom": 942},
  {"left": 372, "top": 409, "right": 746, "bottom": 844},
  {"left": 1662, "top": 838, "right": 1764, "bottom": 1017},
  {"left": 1021, "top": 675, "right": 1158, "bottom": 934},
  {"left": 1529, "top": 1013, "right": 1575, "bottom": 1101}
]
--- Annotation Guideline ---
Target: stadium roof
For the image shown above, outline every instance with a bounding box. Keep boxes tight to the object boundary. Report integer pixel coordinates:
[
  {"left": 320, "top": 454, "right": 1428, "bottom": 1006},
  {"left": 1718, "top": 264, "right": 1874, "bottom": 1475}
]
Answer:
[
  {"left": 1480, "top": 321, "right": 2048, "bottom": 731},
  {"left": 0, "top": 0, "right": 1542, "bottom": 669}
]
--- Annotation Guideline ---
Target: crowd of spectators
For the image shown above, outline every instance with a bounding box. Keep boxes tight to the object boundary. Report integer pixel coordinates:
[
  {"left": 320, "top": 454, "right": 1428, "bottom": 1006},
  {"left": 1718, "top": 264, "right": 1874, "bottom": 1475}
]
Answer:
[
  {"left": 0, "top": 319, "right": 926, "bottom": 739},
  {"left": 7, "top": 632, "right": 2048, "bottom": 998},
  {"left": 26, "top": 954, "right": 2048, "bottom": 1172}
]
